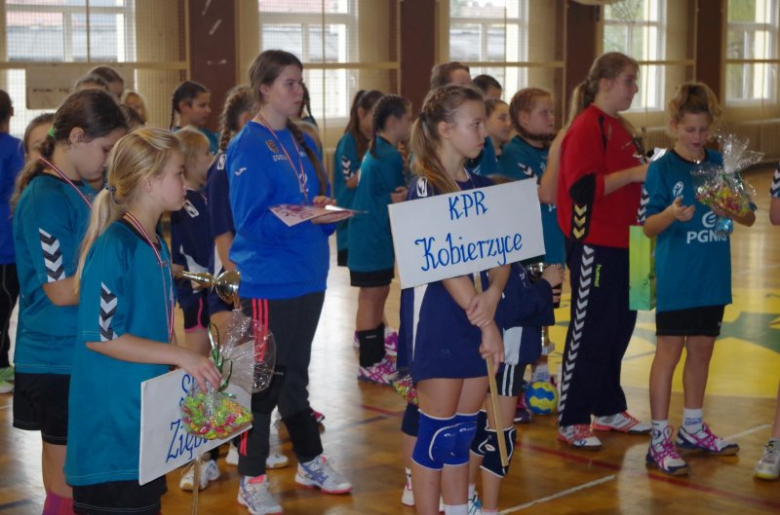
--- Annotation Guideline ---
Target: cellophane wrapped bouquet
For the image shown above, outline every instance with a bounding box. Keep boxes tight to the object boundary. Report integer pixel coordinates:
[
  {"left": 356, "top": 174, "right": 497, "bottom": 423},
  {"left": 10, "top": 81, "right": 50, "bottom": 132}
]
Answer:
[
  {"left": 692, "top": 134, "right": 763, "bottom": 233},
  {"left": 181, "top": 311, "right": 276, "bottom": 440}
]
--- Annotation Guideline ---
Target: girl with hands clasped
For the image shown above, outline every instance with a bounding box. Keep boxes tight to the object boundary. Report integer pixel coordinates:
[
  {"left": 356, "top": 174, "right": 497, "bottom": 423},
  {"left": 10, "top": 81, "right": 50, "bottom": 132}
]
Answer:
[
  {"left": 641, "top": 82, "right": 752, "bottom": 477},
  {"left": 66, "top": 128, "right": 221, "bottom": 515},
  {"left": 401, "top": 85, "right": 508, "bottom": 515}
]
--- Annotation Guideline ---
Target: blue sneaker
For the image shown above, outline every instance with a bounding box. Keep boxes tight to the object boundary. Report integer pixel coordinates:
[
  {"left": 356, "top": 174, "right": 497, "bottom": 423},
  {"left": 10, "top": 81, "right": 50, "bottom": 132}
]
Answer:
[{"left": 295, "top": 455, "right": 352, "bottom": 494}]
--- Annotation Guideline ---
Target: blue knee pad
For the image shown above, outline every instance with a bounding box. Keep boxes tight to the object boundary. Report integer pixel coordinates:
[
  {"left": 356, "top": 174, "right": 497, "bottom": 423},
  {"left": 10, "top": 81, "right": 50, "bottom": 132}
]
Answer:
[
  {"left": 480, "top": 427, "right": 517, "bottom": 478},
  {"left": 469, "top": 411, "right": 490, "bottom": 457},
  {"left": 445, "top": 412, "right": 478, "bottom": 467},
  {"left": 412, "top": 412, "right": 459, "bottom": 470}
]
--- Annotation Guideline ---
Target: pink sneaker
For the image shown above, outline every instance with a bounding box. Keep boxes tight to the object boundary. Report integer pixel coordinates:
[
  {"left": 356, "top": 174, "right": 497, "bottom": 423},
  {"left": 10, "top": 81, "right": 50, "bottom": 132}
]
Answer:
[
  {"left": 646, "top": 426, "right": 689, "bottom": 476},
  {"left": 358, "top": 356, "right": 396, "bottom": 385},
  {"left": 384, "top": 327, "right": 398, "bottom": 357},
  {"left": 676, "top": 424, "right": 739, "bottom": 455}
]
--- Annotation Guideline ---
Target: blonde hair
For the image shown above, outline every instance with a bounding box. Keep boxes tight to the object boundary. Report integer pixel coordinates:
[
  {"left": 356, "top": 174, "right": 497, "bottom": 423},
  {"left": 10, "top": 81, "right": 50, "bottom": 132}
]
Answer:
[
  {"left": 667, "top": 81, "right": 721, "bottom": 134},
  {"left": 411, "top": 85, "right": 485, "bottom": 195},
  {"left": 121, "top": 90, "right": 148, "bottom": 123},
  {"left": 568, "top": 51, "right": 638, "bottom": 126},
  {"left": 76, "top": 128, "right": 181, "bottom": 289},
  {"left": 174, "top": 127, "right": 210, "bottom": 181}
]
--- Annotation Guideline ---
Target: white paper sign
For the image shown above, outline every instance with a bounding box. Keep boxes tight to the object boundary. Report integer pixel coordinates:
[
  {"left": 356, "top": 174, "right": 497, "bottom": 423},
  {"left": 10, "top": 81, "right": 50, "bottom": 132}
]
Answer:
[
  {"left": 26, "top": 65, "right": 135, "bottom": 109},
  {"left": 138, "top": 369, "right": 251, "bottom": 485},
  {"left": 388, "top": 180, "right": 546, "bottom": 288}
]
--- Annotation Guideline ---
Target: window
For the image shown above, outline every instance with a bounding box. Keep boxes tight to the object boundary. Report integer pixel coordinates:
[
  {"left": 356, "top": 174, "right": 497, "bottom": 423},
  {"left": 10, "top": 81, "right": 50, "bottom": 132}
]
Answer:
[
  {"left": 2, "top": 0, "right": 186, "bottom": 136},
  {"left": 726, "top": 0, "right": 779, "bottom": 104},
  {"left": 446, "top": 0, "right": 563, "bottom": 110},
  {"left": 257, "top": 0, "right": 400, "bottom": 127},
  {"left": 603, "top": 0, "right": 667, "bottom": 111}
]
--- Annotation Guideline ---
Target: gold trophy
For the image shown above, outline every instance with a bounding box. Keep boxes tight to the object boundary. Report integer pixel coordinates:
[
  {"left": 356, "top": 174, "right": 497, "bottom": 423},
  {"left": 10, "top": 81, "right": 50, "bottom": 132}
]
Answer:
[{"left": 180, "top": 270, "right": 241, "bottom": 310}]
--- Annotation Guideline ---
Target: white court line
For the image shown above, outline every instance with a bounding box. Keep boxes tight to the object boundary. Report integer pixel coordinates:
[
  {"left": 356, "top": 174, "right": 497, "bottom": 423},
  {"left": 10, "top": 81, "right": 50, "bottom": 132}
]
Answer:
[
  {"left": 499, "top": 474, "right": 616, "bottom": 514},
  {"left": 724, "top": 424, "right": 772, "bottom": 441}
]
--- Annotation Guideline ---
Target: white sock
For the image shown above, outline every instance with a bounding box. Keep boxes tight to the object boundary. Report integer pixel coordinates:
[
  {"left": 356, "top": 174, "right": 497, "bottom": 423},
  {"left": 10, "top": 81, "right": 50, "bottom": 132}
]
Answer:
[
  {"left": 682, "top": 408, "right": 703, "bottom": 434},
  {"left": 651, "top": 420, "right": 669, "bottom": 445},
  {"left": 443, "top": 504, "right": 468, "bottom": 515},
  {"left": 468, "top": 483, "right": 476, "bottom": 499}
]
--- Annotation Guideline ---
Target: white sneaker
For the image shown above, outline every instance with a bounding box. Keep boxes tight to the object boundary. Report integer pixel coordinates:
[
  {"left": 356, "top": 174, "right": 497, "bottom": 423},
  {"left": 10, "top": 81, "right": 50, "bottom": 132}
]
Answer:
[
  {"left": 238, "top": 475, "right": 283, "bottom": 515},
  {"left": 401, "top": 475, "right": 414, "bottom": 506},
  {"left": 266, "top": 452, "right": 289, "bottom": 469},
  {"left": 592, "top": 411, "right": 651, "bottom": 435},
  {"left": 557, "top": 424, "right": 602, "bottom": 450},
  {"left": 754, "top": 439, "right": 780, "bottom": 481},
  {"left": 179, "top": 458, "right": 220, "bottom": 491},
  {"left": 295, "top": 455, "right": 352, "bottom": 494},
  {"left": 227, "top": 444, "right": 239, "bottom": 465}
]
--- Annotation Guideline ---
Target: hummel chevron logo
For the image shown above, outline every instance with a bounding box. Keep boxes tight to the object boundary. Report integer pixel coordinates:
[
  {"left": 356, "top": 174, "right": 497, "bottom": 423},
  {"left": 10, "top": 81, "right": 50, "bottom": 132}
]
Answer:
[
  {"left": 99, "top": 283, "right": 117, "bottom": 342},
  {"left": 519, "top": 163, "right": 534, "bottom": 178},
  {"left": 39, "top": 229, "right": 64, "bottom": 282},
  {"left": 771, "top": 165, "right": 780, "bottom": 196}
]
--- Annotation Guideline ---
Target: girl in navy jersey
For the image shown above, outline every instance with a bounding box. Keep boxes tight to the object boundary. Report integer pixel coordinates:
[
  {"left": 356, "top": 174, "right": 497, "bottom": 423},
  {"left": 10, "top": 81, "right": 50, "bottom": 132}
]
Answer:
[
  {"left": 467, "top": 98, "right": 509, "bottom": 177},
  {"left": 403, "top": 84, "right": 507, "bottom": 515},
  {"left": 333, "top": 89, "right": 383, "bottom": 267},
  {"left": 11, "top": 89, "right": 127, "bottom": 515},
  {"left": 66, "top": 128, "right": 220, "bottom": 515},
  {"left": 227, "top": 50, "right": 352, "bottom": 514},
  {"left": 642, "top": 82, "right": 752, "bottom": 475},
  {"left": 555, "top": 52, "right": 651, "bottom": 450},
  {"left": 348, "top": 94, "right": 411, "bottom": 385}
]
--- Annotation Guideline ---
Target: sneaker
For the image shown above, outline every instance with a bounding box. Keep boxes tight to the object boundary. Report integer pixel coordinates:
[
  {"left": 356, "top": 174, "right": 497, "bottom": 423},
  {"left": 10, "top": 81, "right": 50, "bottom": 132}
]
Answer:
[
  {"left": 238, "top": 475, "right": 283, "bottom": 515},
  {"left": 227, "top": 444, "right": 239, "bottom": 465},
  {"left": 676, "top": 424, "right": 739, "bottom": 455},
  {"left": 754, "top": 440, "right": 780, "bottom": 481},
  {"left": 645, "top": 426, "right": 688, "bottom": 476},
  {"left": 592, "top": 411, "right": 651, "bottom": 434},
  {"left": 384, "top": 327, "right": 398, "bottom": 357},
  {"left": 401, "top": 474, "right": 414, "bottom": 506},
  {"left": 357, "top": 355, "right": 396, "bottom": 385},
  {"left": 514, "top": 395, "right": 532, "bottom": 424},
  {"left": 557, "top": 424, "right": 602, "bottom": 450},
  {"left": 313, "top": 409, "right": 325, "bottom": 424},
  {"left": 295, "top": 455, "right": 352, "bottom": 494},
  {"left": 266, "top": 452, "right": 289, "bottom": 470},
  {"left": 0, "top": 380, "right": 12, "bottom": 394},
  {"left": 179, "top": 458, "right": 220, "bottom": 491},
  {"left": 468, "top": 492, "right": 482, "bottom": 515},
  {"left": 0, "top": 366, "right": 13, "bottom": 383}
]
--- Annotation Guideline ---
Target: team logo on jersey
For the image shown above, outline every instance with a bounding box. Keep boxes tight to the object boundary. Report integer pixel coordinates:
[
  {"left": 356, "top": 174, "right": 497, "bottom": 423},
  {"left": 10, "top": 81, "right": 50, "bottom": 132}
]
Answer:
[
  {"left": 217, "top": 153, "right": 227, "bottom": 170},
  {"left": 416, "top": 178, "right": 429, "bottom": 198},
  {"left": 673, "top": 181, "right": 684, "bottom": 198},
  {"left": 266, "top": 140, "right": 278, "bottom": 153},
  {"left": 183, "top": 200, "right": 199, "bottom": 218},
  {"left": 702, "top": 211, "right": 718, "bottom": 229}
]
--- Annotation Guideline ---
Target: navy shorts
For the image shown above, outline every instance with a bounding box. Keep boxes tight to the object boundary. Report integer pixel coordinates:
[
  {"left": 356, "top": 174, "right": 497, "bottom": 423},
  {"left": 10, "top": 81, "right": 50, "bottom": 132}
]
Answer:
[
  {"left": 656, "top": 305, "right": 725, "bottom": 337},
  {"left": 182, "top": 294, "right": 209, "bottom": 331},
  {"left": 350, "top": 268, "right": 394, "bottom": 288},
  {"left": 13, "top": 372, "right": 70, "bottom": 444},
  {"left": 73, "top": 477, "right": 167, "bottom": 515},
  {"left": 337, "top": 248, "right": 348, "bottom": 267}
]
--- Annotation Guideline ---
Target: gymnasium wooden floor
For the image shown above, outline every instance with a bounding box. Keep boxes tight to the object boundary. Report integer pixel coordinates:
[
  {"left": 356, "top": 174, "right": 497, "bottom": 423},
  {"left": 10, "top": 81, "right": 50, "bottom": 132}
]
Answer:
[{"left": 2, "top": 168, "right": 779, "bottom": 514}]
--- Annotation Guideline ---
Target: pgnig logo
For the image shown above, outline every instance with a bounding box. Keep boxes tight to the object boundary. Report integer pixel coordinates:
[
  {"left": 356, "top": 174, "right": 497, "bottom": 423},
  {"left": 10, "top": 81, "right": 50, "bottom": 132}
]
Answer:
[{"left": 687, "top": 211, "right": 727, "bottom": 244}]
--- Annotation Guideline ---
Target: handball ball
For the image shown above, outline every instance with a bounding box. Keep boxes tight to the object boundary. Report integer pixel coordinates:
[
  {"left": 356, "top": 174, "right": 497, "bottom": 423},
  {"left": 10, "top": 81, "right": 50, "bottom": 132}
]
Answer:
[{"left": 525, "top": 381, "right": 558, "bottom": 415}]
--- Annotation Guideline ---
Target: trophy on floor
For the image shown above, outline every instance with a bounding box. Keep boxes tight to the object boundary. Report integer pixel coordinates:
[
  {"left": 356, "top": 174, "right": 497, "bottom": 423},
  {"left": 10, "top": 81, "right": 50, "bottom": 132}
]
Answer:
[{"left": 181, "top": 269, "right": 241, "bottom": 310}]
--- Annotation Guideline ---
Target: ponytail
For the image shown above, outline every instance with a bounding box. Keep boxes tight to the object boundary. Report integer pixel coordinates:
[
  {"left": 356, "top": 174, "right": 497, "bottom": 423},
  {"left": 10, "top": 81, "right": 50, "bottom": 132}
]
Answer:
[
  {"left": 218, "top": 86, "right": 256, "bottom": 153},
  {"left": 345, "top": 89, "right": 383, "bottom": 161},
  {"left": 10, "top": 133, "right": 54, "bottom": 210},
  {"left": 287, "top": 120, "right": 327, "bottom": 196},
  {"left": 75, "top": 188, "right": 122, "bottom": 290},
  {"left": 368, "top": 94, "right": 410, "bottom": 158}
]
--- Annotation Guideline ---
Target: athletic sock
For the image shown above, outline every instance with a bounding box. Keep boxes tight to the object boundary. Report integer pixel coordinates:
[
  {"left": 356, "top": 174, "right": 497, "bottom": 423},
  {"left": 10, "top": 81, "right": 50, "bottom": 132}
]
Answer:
[
  {"left": 682, "top": 408, "right": 703, "bottom": 434},
  {"left": 468, "top": 483, "right": 476, "bottom": 499},
  {"left": 443, "top": 504, "right": 468, "bottom": 515},
  {"left": 357, "top": 326, "right": 385, "bottom": 367}
]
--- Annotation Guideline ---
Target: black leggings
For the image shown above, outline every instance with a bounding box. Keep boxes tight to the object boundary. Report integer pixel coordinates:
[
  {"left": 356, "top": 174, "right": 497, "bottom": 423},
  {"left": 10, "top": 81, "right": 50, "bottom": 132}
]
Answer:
[
  {"left": 0, "top": 264, "right": 19, "bottom": 369},
  {"left": 237, "top": 292, "right": 325, "bottom": 477}
]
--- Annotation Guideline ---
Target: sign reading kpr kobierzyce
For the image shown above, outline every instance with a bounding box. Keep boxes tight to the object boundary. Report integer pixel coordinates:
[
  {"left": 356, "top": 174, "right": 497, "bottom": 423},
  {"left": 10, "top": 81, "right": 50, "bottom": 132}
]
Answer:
[{"left": 389, "top": 180, "right": 546, "bottom": 289}]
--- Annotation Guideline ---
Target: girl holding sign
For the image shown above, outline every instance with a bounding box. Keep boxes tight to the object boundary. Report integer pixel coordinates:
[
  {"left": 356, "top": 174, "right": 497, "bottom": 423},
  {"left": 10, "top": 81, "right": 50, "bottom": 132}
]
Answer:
[
  {"left": 348, "top": 94, "right": 412, "bottom": 385},
  {"left": 227, "top": 50, "right": 352, "bottom": 515},
  {"left": 555, "top": 52, "right": 650, "bottom": 449},
  {"left": 66, "top": 129, "right": 221, "bottom": 515},
  {"left": 403, "top": 84, "right": 507, "bottom": 515},
  {"left": 11, "top": 90, "right": 127, "bottom": 515},
  {"left": 642, "top": 83, "right": 750, "bottom": 475}
]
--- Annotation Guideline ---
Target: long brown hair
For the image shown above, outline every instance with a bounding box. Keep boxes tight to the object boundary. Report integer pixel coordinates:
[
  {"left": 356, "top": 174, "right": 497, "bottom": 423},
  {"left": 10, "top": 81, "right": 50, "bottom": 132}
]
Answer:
[
  {"left": 411, "top": 85, "right": 485, "bottom": 194},
  {"left": 11, "top": 89, "right": 128, "bottom": 209},
  {"left": 369, "top": 94, "right": 411, "bottom": 158},
  {"left": 345, "top": 89, "right": 383, "bottom": 161},
  {"left": 217, "top": 85, "right": 256, "bottom": 153},
  {"left": 248, "top": 50, "right": 327, "bottom": 195}
]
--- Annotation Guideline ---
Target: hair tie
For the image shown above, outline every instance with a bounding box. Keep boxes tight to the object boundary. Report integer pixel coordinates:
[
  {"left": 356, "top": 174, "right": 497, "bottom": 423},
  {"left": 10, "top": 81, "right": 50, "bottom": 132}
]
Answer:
[
  {"left": 47, "top": 127, "right": 55, "bottom": 138},
  {"left": 105, "top": 184, "right": 118, "bottom": 203},
  {"left": 419, "top": 111, "right": 427, "bottom": 122}
]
